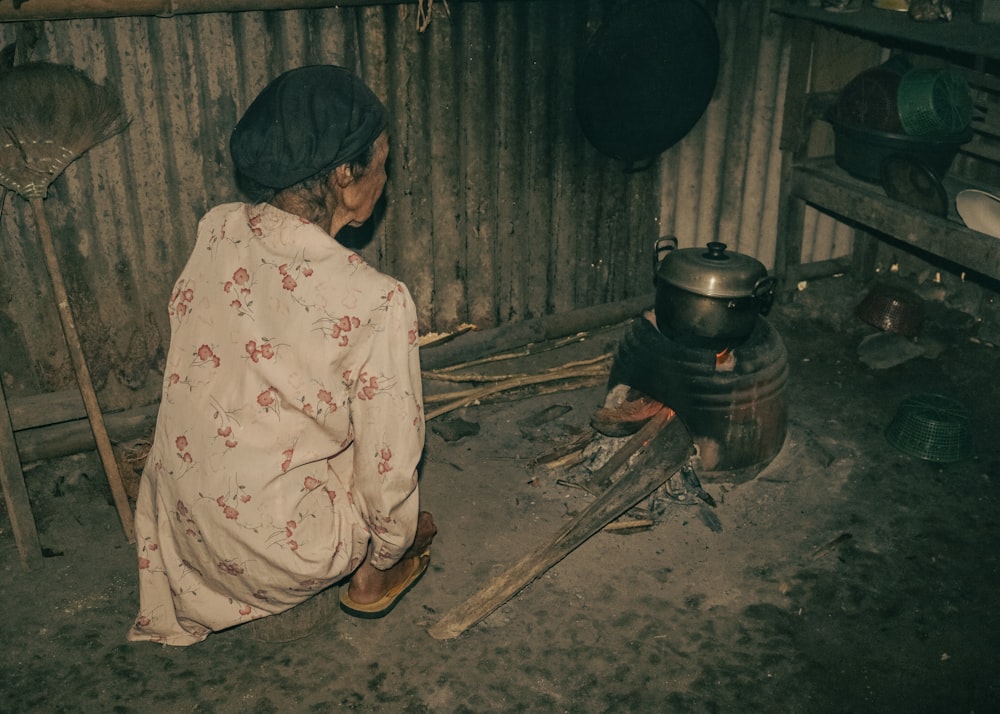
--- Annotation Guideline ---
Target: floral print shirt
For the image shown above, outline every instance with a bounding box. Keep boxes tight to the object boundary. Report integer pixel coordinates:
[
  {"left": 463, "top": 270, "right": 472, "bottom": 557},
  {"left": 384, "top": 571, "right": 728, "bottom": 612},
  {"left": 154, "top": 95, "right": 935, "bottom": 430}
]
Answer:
[{"left": 127, "top": 202, "right": 424, "bottom": 646}]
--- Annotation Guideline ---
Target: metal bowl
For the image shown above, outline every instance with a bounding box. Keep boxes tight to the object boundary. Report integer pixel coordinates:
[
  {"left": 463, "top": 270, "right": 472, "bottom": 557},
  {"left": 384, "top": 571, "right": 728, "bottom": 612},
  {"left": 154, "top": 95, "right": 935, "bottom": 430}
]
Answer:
[{"left": 856, "top": 283, "right": 925, "bottom": 337}]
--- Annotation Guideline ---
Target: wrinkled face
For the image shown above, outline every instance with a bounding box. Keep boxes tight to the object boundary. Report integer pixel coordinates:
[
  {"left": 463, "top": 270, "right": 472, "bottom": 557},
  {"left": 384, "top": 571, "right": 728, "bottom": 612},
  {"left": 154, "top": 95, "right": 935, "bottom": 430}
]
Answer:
[{"left": 342, "top": 131, "right": 389, "bottom": 227}]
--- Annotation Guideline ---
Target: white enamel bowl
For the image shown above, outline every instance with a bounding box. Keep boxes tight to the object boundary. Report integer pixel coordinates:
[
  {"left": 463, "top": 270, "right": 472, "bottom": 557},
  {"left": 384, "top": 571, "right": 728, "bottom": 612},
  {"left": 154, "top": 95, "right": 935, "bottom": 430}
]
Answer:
[{"left": 956, "top": 189, "right": 1000, "bottom": 238}]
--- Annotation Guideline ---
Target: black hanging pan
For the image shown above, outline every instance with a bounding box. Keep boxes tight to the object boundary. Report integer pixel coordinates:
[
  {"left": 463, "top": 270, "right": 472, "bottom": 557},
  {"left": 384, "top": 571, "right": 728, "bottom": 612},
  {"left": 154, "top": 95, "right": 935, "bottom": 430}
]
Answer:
[{"left": 575, "top": 0, "right": 720, "bottom": 167}]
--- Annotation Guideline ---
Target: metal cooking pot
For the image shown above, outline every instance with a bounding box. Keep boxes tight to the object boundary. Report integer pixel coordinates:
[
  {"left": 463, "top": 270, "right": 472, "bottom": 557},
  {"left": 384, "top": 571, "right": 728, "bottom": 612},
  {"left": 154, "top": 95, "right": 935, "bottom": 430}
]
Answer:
[{"left": 654, "top": 240, "right": 776, "bottom": 346}]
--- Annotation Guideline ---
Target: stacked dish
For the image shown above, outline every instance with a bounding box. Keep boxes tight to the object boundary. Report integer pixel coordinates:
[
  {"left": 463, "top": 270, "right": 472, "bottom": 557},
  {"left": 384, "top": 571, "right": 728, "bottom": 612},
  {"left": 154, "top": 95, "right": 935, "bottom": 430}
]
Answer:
[{"left": 956, "top": 189, "right": 1000, "bottom": 238}]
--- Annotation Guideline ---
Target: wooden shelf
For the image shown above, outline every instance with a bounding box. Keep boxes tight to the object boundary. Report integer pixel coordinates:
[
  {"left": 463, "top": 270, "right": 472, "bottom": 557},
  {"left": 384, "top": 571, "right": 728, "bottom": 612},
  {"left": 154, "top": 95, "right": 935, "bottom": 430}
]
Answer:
[
  {"left": 789, "top": 157, "right": 1000, "bottom": 281},
  {"left": 772, "top": 4, "right": 1000, "bottom": 294},
  {"left": 771, "top": 1, "right": 1000, "bottom": 62}
]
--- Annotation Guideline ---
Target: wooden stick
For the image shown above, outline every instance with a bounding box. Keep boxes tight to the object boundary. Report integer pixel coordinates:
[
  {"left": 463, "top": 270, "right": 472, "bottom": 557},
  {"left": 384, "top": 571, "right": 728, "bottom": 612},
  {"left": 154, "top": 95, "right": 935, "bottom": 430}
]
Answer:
[
  {"left": 602, "top": 519, "right": 655, "bottom": 531},
  {"left": 530, "top": 428, "right": 597, "bottom": 467},
  {"left": 427, "top": 414, "right": 693, "bottom": 640},
  {"left": 443, "top": 375, "right": 608, "bottom": 413},
  {"left": 428, "top": 333, "right": 610, "bottom": 374},
  {"left": 542, "top": 451, "right": 588, "bottom": 471},
  {"left": 0, "top": 0, "right": 469, "bottom": 22},
  {"left": 0, "top": 378, "right": 42, "bottom": 567},
  {"left": 423, "top": 353, "right": 612, "bottom": 384},
  {"left": 588, "top": 407, "right": 676, "bottom": 491},
  {"left": 420, "top": 294, "right": 654, "bottom": 371},
  {"left": 424, "top": 364, "right": 608, "bottom": 420},
  {"left": 31, "top": 197, "right": 135, "bottom": 543},
  {"left": 418, "top": 324, "right": 476, "bottom": 349},
  {"left": 424, "top": 365, "right": 607, "bottom": 405}
]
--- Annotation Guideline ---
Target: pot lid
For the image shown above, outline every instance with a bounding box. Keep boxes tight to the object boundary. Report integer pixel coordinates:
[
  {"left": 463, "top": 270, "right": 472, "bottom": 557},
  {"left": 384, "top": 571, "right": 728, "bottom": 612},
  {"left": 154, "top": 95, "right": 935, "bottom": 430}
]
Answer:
[{"left": 657, "top": 242, "right": 768, "bottom": 298}]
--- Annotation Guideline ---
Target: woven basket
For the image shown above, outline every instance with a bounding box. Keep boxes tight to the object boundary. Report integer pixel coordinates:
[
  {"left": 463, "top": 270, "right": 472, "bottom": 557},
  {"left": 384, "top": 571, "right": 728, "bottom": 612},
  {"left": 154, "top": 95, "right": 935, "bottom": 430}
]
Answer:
[
  {"left": 897, "top": 68, "right": 973, "bottom": 137},
  {"left": 885, "top": 394, "right": 972, "bottom": 463},
  {"left": 856, "top": 283, "right": 925, "bottom": 337}
]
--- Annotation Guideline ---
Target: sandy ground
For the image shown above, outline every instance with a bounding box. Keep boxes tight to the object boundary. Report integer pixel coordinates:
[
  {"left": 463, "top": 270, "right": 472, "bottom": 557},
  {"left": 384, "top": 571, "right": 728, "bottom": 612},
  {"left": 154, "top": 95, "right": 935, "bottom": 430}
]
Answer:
[{"left": 2, "top": 276, "right": 999, "bottom": 713}]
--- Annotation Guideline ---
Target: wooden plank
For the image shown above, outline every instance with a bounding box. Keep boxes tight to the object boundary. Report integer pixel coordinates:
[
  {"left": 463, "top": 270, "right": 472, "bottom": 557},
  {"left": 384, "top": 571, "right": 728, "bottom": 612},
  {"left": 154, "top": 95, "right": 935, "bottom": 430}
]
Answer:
[
  {"left": 428, "top": 414, "right": 694, "bottom": 640},
  {"left": 770, "top": 2, "right": 1000, "bottom": 61},
  {"left": 775, "top": 190, "right": 808, "bottom": 299},
  {"left": 790, "top": 159, "right": 1000, "bottom": 281},
  {"left": 14, "top": 403, "right": 159, "bottom": 464},
  {"left": 963, "top": 136, "right": 1000, "bottom": 164},
  {"left": 420, "top": 293, "right": 655, "bottom": 370},
  {"left": 777, "top": 15, "right": 817, "bottom": 157},
  {"left": 6, "top": 389, "right": 92, "bottom": 432},
  {"left": 851, "top": 229, "right": 880, "bottom": 279},
  {"left": 786, "top": 255, "right": 853, "bottom": 284},
  {"left": 587, "top": 408, "right": 675, "bottom": 492},
  {"left": 0, "top": 1, "right": 437, "bottom": 21},
  {"left": 774, "top": 17, "right": 831, "bottom": 296},
  {"left": 0, "top": 380, "right": 43, "bottom": 567}
]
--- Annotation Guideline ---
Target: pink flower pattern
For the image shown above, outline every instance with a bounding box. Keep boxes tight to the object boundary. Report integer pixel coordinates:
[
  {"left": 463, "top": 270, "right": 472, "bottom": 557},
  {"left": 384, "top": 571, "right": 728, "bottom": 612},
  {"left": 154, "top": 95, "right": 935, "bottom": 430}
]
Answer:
[
  {"left": 224, "top": 266, "right": 255, "bottom": 318},
  {"left": 324, "top": 314, "right": 362, "bottom": 347},
  {"left": 245, "top": 338, "right": 278, "bottom": 363},
  {"left": 128, "top": 201, "right": 425, "bottom": 646},
  {"left": 377, "top": 447, "right": 393, "bottom": 475},
  {"left": 216, "top": 495, "right": 239, "bottom": 521},
  {"left": 169, "top": 283, "right": 196, "bottom": 320},
  {"left": 193, "top": 344, "right": 221, "bottom": 368}
]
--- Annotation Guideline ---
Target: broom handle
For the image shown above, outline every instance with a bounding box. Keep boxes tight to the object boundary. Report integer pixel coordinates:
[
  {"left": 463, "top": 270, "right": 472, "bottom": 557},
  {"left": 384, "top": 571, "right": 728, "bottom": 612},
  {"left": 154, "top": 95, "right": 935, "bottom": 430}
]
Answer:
[{"left": 29, "top": 197, "right": 135, "bottom": 544}]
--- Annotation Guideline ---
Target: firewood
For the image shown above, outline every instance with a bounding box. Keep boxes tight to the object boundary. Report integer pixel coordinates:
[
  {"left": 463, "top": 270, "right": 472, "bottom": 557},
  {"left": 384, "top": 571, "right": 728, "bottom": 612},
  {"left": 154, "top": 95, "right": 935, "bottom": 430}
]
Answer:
[{"left": 427, "top": 412, "right": 693, "bottom": 640}]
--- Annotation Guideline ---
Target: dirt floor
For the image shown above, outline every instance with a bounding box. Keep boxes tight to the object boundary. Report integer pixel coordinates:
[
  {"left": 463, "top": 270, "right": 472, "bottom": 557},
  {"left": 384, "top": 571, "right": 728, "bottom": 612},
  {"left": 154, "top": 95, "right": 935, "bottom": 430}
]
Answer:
[{"left": 2, "top": 274, "right": 999, "bottom": 713}]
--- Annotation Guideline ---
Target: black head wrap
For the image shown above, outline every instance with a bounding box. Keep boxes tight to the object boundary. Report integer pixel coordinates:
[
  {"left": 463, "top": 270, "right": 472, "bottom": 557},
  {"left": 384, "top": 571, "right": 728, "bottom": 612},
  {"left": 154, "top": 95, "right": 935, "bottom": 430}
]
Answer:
[{"left": 230, "top": 65, "right": 387, "bottom": 190}]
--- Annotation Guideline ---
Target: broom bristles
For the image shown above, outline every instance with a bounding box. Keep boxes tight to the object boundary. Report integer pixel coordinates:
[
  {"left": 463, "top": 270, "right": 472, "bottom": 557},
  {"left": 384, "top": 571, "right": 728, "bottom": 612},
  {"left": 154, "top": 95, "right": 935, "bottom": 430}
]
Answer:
[{"left": 0, "top": 62, "right": 130, "bottom": 198}]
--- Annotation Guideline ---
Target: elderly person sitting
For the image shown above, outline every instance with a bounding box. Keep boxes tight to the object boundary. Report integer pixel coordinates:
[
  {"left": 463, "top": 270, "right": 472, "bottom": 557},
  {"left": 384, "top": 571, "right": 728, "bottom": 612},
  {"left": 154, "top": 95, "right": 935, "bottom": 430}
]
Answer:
[{"left": 128, "top": 65, "right": 436, "bottom": 646}]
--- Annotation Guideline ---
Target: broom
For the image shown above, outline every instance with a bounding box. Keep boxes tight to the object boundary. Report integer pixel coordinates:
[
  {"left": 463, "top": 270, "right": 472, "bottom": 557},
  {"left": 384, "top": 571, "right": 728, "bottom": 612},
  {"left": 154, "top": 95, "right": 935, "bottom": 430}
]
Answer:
[{"left": 0, "top": 62, "right": 135, "bottom": 542}]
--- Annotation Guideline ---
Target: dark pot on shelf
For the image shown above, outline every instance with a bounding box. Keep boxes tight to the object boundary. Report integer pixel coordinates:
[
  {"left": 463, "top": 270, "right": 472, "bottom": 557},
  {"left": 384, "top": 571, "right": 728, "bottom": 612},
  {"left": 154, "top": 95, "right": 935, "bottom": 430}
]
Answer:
[
  {"left": 826, "top": 110, "right": 971, "bottom": 183},
  {"left": 654, "top": 241, "right": 776, "bottom": 346}
]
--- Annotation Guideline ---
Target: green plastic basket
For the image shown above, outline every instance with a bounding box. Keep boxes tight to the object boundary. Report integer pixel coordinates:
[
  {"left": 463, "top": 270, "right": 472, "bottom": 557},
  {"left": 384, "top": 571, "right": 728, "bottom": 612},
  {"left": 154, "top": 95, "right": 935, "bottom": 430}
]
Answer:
[
  {"left": 897, "top": 69, "right": 973, "bottom": 138},
  {"left": 885, "top": 393, "right": 972, "bottom": 463}
]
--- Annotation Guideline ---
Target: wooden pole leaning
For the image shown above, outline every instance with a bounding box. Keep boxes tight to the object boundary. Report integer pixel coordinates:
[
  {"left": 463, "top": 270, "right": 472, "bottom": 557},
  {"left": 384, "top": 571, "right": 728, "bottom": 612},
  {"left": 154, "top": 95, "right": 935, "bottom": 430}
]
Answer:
[{"left": 30, "top": 198, "right": 135, "bottom": 542}]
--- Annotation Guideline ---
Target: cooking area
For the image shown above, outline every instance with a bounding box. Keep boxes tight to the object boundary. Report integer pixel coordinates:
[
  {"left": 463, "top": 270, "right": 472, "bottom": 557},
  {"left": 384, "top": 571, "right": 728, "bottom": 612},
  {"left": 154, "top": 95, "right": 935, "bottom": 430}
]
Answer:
[{"left": 1, "top": 1, "right": 999, "bottom": 712}]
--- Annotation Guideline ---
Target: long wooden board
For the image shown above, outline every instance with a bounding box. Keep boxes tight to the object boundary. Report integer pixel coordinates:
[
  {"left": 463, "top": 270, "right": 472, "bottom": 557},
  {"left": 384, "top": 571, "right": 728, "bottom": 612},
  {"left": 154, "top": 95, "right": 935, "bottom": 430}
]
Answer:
[{"left": 428, "top": 414, "right": 694, "bottom": 640}]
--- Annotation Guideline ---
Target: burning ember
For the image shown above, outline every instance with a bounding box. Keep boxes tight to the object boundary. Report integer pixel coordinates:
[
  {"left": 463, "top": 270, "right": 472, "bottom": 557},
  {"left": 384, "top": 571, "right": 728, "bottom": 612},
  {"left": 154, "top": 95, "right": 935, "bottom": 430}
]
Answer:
[{"left": 715, "top": 346, "right": 736, "bottom": 371}]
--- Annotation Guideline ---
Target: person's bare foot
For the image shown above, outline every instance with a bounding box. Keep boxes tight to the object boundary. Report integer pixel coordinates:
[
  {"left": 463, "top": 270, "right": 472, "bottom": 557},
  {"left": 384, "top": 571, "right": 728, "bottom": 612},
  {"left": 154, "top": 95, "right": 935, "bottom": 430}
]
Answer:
[
  {"left": 347, "top": 511, "right": 436, "bottom": 605},
  {"left": 404, "top": 511, "right": 437, "bottom": 556}
]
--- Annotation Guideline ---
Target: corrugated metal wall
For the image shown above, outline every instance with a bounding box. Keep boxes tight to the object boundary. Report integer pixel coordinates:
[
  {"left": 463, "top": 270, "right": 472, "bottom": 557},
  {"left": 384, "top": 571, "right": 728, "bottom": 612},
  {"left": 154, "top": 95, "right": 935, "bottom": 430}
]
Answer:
[{"left": 0, "top": 0, "right": 795, "bottom": 409}]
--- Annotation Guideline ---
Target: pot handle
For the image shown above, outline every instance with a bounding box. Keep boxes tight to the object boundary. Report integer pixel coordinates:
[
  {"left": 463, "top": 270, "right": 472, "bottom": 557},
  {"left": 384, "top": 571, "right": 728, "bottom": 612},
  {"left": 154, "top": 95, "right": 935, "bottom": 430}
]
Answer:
[
  {"left": 653, "top": 235, "right": 678, "bottom": 274},
  {"left": 753, "top": 275, "right": 777, "bottom": 316}
]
